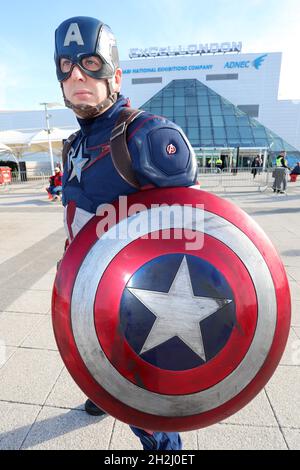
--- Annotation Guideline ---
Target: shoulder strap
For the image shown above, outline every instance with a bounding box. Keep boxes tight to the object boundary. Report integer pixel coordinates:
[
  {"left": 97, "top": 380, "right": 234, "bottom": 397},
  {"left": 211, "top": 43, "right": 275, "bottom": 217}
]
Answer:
[
  {"left": 110, "top": 108, "right": 144, "bottom": 189},
  {"left": 62, "top": 131, "right": 80, "bottom": 168}
]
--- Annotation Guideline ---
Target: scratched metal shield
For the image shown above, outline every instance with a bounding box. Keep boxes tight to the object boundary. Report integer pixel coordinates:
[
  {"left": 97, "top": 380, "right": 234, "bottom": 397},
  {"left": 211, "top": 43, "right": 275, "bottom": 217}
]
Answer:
[{"left": 52, "top": 187, "right": 291, "bottom": 431}]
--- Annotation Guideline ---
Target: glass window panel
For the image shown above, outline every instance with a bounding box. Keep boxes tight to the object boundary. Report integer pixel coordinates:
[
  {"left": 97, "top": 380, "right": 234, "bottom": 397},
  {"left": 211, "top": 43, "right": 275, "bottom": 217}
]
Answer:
[
  {"left": 209, "top": 96, "right": 220, "bottom": 105},
  {"left": 174, "top": 106, "right": 185, "bottom": 117},
  {"left": 196, "top": 88, "right": 208, "bottom": 96},
  {"left": 252, "top": 127, "right": 267, "bottom": 138},
  {"left": 201, "top": 127, "right": 213, "bottom": 138},
  {"left": 201, "top": 138, "right": 214, "bottom": 146},
  {"left": 189, "top": 138, "right": 200, "bottom": 145},
  {"left": 239, "top": 127, "right": 253, "bottom": 138},
  {"left": 197, "top": 96, "right": 209, "bottom": 105},
  {"left": 187, "top": 128, "right": 199, "bottom": 139},
  {"left": 198, "top": 105, "right": 210, "bottom": 116},
  {"left": 241, "top": 139, "right": 255, "bottom": 145},
  {"left": 222, "top": 105, "right": 235, "bottom": 115},
  {"left": 173, "top": 116, "right": 186, "bottom": 128},
  {"left": 174, "top": 96, "right": 185, "bottom": 106},
  {"left": 162, "top": 90, "right": 173, "bottom": 97},
  {"left": 162, "top": 106, "right": 173, "bottom": 117},
  {"left": 186, "top": 96, "right": 197, "bottom": 106},
  {"left": 273, "top": 138, "right": 284, "bottom": 148},
  {"left": 210, "top": 106, "right": 222, "bottom": 115},
  {"left": 254, "top": 138, "right": 269, "bottom": 146},
  {"left": 151, "top": 107, "right": 162, "bottom": 115},
  {"left": 186, "top": 87, "right": 197, "bottom": 97},
  {"left": 236, "top": 115, "right": 250, "bottom": 126},
  {"left": 213, "top": 127, "right": 226, "bottom": 138},
  {"left": 186, "top": 106, "right": 198, "bottom": 116},
  {"left": 173, "top": 81, "right": 185, "bottom": 87},
  {"left": 179, "top": 88, "right": 186, "bottom": 97},
  {"left": 214, "top": 139, "right": 228, "bottom": 146},
  {"left": 151, "top": 99, "right": 161, "bottom": 106},
  {"left": 163, "top": 97, "right": 173, "bottom": 106},
  {"left": 211, "top": 116, "right": 224, "bottom": 127},
  {"left": 199, "top": 116, "right": 211, "bottom": 126},
  {"left": 224, "top": 115, "right": 237, "bottom": 126},
  {"left": 226, "top": 127, "right": 240, "bottom": 138},
  {"left": 228, "top": 138, "right": 240, "bottom": 145},
  {"left": 187, "top": 116, "right": 199, "bottom": 127}
]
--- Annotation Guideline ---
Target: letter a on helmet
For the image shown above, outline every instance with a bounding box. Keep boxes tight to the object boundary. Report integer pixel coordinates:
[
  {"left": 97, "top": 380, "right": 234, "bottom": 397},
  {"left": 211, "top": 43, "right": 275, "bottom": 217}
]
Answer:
[{"left": 63, "top": 23, "right": 84, "bottom": 46}]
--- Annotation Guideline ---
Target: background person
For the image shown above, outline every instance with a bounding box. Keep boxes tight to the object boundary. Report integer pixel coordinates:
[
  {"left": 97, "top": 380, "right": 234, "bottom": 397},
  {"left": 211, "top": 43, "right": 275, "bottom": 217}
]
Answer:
[{"left": 46, "top": 167, "right": 62, "bottom": 201}]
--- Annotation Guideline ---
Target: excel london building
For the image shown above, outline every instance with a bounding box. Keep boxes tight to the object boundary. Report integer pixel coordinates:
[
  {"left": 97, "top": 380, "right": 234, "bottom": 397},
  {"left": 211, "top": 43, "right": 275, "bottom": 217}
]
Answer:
[{"left": 120, "top": 41, "right": 300, "bottom": 166}]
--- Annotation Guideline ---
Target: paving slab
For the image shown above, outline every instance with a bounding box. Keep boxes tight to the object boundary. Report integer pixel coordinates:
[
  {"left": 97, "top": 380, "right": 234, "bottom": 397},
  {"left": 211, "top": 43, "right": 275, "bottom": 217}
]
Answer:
[
  {"left": 281, "top": 428, "right": 300, "bottom": 450},
  {"left": 45, "top": 368, "right": 86, "bottom": 411},
  {"left": 196, "top": 423, "right": 287, "bottom": 450},
  {"left": 0, "top": 289, "right": 52, "bottom": 314},
  {"left": 0, "top": 312, "right": 44, "bottom": 347},
  {"left": 21, "top": 316, "right": 58, "bottom": 351},
  {"left": 108, "top": 420, "right": 147, "bottom": 450},
  {"left": 0, "top": 401, "right": 42, "bottom": 450},
  {"left": 289, "top": 280, "right": 300, "bottom": 302},
  {"left": 19, "top": 272, "right": 56, "bottom": 291},
  {"left": 265, "top": 366, "right": 300, "bottom": 428},
  {"left": 0, "top": 348, "right": 64, "bottom": 405},
  {"left": 291, "top": 300, "right": 300, "bottom": 327},
  {"left": 0, "top": 346, "right": 17, "bottom": 370},
  {"left": 279, "top": 328, "right": 300, "bottom": 366},
  {"left": 221, "top": 389, "right": 278, "bottom": 427},
  {"left": 21, "top": 406, "right": 114, "bottom": 450},
  {"left": 294, "top": 327, "right": 300, "bottom": 339},
  {"left": 286, "top": 268, "right": 300, "bottom": 283}
]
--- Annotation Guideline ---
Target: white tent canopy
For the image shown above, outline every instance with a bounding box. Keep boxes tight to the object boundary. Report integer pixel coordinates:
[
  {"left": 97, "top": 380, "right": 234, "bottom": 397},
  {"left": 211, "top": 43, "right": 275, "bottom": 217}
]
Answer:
[
  {"left": 0, "top": 141, "right": 13, "bottom": 154},
  {"left": 28, "top": 127, "right": 78, "bottom": 152},
  {"left": 29, "top": 127, "right": 78, "bottom": 144},
  {"left": 0, "top": 128, "right": 78, "bottom": 163}
]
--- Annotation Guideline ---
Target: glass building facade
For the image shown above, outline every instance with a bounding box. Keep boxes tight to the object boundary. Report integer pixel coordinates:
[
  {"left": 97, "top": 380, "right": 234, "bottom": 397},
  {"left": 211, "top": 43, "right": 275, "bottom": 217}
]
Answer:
[{"left": 141, "top": 79, "right": 298, "bottom": 154}]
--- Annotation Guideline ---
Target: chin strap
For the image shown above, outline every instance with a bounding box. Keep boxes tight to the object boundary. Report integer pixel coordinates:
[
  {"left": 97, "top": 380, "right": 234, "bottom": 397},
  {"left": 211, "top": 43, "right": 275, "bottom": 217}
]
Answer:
[{"left": 61, "top": 79, "right": 118, "bottom": 119}]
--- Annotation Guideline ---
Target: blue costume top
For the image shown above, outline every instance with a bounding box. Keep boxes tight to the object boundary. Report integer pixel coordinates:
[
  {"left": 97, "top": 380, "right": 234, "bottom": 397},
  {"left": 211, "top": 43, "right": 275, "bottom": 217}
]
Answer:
[{"left": 62, "top": 95, "right": 198, "bottom": 215}]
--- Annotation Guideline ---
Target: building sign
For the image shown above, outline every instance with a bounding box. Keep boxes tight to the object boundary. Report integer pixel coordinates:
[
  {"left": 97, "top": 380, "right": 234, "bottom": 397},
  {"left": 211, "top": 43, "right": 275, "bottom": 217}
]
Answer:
[
  {"left": 129, "top": 42, "right": 242, "bottom": 59},
  {"left": 224, "top": 54, "right": 268, "bottom": 70},
  {"left": 123, "top": 64, "right": 214, "bottom": 74}
]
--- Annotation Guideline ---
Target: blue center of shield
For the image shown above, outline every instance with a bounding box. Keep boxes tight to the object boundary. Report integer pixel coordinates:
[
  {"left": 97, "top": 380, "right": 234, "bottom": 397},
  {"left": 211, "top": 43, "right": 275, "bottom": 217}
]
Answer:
[{"left": 119, "top": 254, "right": 236, "bottom": 371}]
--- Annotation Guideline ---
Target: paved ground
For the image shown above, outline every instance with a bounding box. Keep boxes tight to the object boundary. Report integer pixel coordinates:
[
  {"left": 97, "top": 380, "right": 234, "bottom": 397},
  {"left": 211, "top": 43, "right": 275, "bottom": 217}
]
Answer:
[{"left": 0, "top": 180, "right": 299, "bottom": 450}]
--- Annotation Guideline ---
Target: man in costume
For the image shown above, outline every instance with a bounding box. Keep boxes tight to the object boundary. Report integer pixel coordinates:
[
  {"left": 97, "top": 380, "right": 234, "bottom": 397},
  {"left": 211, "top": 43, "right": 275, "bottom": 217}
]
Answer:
[{"left": 54, "top": 16, "right": 198, "bottom": 450}]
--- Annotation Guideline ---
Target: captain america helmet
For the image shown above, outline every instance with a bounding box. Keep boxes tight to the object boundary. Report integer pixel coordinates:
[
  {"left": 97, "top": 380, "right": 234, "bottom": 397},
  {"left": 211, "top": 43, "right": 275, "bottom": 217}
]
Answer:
[{"left": 54, "top": 16, "right": 120, "bottom": 82}]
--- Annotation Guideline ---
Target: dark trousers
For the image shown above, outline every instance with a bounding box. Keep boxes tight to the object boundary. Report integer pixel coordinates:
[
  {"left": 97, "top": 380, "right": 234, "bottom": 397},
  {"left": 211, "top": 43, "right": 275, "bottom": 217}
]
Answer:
[{"left": 130, "top": 426, "right": 182, "bottom": 450}]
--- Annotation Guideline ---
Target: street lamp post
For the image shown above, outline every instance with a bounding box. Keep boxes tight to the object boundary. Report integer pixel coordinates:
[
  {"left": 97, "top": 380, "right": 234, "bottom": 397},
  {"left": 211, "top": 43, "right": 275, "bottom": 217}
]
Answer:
[
  {"left": 40, "top": 102, "right": 55, "bottom": 175},
  {"left": 40, "top": 102, "right": 64, "bottom": 175}
]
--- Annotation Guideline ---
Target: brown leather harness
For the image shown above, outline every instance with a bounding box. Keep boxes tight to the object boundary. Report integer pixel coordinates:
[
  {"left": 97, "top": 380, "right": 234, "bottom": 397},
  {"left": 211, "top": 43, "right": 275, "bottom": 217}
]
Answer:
[{"left": 62, "top": 108, "right": 143, "bottom": 189}]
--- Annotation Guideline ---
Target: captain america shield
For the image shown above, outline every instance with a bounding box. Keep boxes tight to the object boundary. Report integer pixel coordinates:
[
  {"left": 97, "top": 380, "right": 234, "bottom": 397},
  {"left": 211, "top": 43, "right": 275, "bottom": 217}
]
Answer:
[{"left": 52, "top": 187, "right": 291, "bottom": 431}]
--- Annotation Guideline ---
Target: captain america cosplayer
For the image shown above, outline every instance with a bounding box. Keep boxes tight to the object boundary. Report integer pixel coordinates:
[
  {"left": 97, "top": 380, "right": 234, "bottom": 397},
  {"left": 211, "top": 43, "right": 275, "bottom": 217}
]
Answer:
[{"left": 54, "top": 16, "right": 198, "bottom": 450}]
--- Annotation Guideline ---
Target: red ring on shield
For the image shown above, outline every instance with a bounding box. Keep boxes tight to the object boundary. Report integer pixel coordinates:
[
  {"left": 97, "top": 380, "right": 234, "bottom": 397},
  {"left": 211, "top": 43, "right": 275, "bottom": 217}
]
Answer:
[{"left": 94, "top": 230, "right": 258, "bottom": 395}]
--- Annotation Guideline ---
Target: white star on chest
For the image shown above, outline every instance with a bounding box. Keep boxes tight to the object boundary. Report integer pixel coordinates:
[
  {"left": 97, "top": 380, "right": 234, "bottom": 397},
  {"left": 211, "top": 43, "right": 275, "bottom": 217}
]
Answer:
[
  {"left": 68, "top": 143, "right": 89, "bottom": 183},
  {"left": 128, "top": 256, "right": 232, "bottom": 362}
]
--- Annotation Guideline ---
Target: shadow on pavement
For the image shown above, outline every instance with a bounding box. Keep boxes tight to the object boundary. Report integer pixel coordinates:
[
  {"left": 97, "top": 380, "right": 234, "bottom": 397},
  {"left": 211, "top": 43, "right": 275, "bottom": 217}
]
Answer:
[
  {"left": 0, "top": 228, "right": 65, "bottom": 311},
  {"left": 0, "top": 407, "right": 107, "bottom": 450}
]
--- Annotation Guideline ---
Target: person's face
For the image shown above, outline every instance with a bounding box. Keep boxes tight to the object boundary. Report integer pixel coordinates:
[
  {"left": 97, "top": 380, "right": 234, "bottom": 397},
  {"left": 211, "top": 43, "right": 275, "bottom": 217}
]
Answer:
[{"left": 62, "top": 60, "right": 122, "bottom": 109}]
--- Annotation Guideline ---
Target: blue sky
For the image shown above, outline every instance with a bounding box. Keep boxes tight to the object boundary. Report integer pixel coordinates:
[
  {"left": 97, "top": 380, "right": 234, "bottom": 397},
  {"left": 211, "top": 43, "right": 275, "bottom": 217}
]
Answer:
[{"left": 0, "top": 0, "right": 299, "bottom": 109}]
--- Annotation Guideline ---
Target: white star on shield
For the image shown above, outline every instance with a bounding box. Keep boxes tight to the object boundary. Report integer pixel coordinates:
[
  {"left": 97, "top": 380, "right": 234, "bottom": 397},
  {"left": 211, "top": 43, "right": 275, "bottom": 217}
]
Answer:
[
  {"left": 68, "top": 141, "right": 89, "bottom": 183},
  {"left": 128, "top": 256, "right": 232, "bottom": 362}
]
